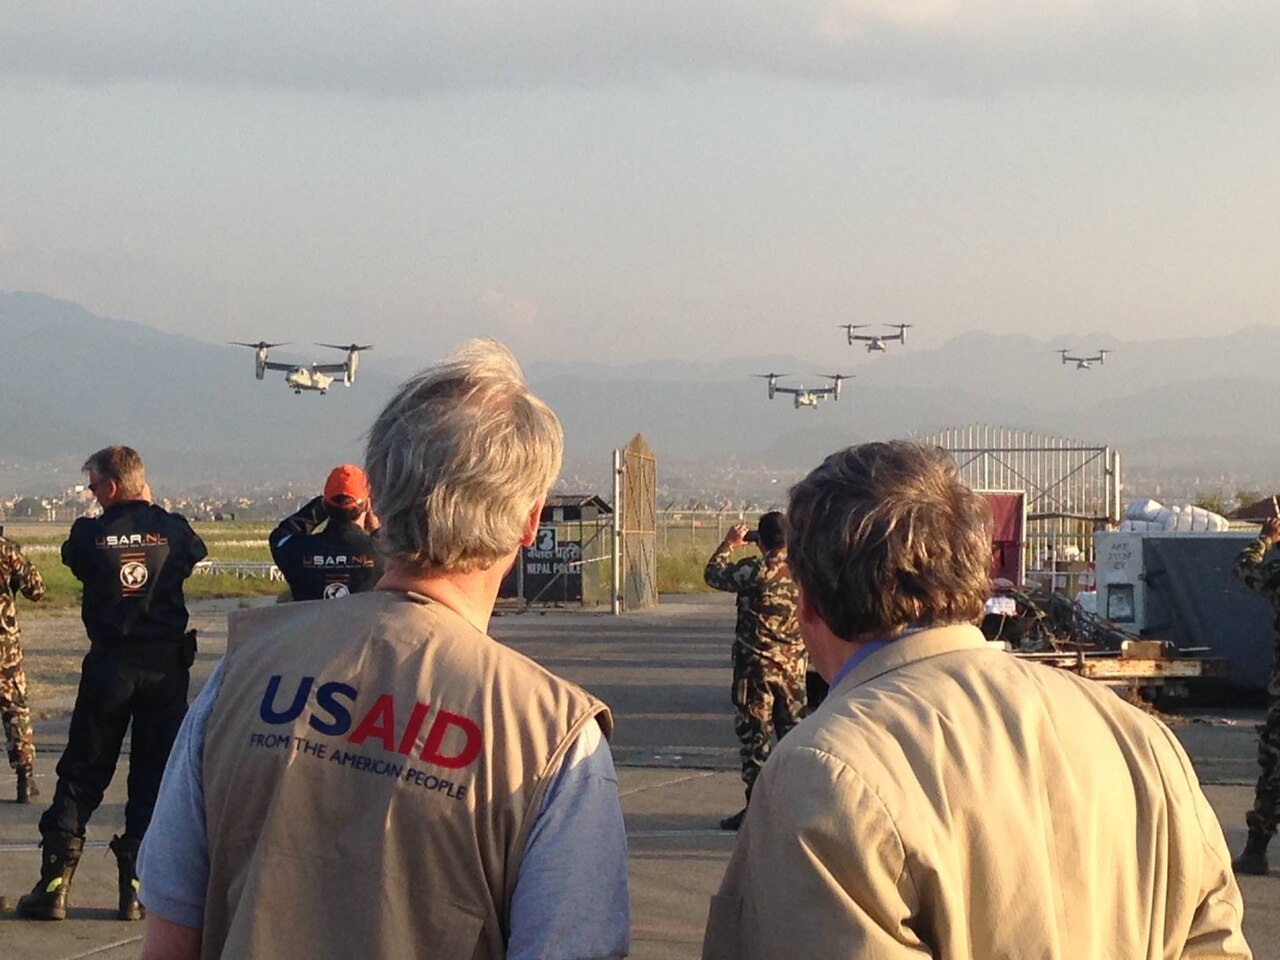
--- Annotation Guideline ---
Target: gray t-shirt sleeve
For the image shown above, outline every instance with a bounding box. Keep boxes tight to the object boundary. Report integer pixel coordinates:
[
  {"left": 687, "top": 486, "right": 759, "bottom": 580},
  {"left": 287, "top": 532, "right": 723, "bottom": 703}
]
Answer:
[
  {"left": 507, "top": 719, "right": 631, "bottom": 960},
  {"left": 137, "top": 657, "right": 226, "bottom": 928}
]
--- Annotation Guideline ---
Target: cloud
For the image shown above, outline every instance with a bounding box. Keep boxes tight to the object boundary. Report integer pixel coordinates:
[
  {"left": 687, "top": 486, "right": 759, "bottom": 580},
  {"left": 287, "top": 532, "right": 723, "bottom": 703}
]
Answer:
[{"left": 2, "top": 2, "right": 1276, "bottom": 97}]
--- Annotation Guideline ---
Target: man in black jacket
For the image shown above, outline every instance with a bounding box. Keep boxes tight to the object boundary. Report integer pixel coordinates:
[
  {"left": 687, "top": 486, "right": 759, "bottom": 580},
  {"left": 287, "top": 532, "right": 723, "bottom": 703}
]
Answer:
[
  {"left": 19, "top": 445, "right": 206, "bottom": 923},
  {"left": 269, "top": 464, "right": 381, "bottom": 601}
]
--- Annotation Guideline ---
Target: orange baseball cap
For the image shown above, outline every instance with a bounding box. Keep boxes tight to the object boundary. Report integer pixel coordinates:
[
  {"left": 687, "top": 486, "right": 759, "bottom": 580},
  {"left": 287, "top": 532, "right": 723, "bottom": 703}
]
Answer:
[{"left": 324, "top": 464, "right": 371, "bottom": 509}]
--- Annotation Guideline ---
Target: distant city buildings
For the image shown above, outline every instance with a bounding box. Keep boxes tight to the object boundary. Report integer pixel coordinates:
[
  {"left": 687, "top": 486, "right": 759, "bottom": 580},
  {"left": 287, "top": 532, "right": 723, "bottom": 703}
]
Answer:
[
  {"left": 0, "top": 485, "right": 314, "bottom": 525},
  {"left": 2, "top": 459, "right": 1274, "bottom": 527}
]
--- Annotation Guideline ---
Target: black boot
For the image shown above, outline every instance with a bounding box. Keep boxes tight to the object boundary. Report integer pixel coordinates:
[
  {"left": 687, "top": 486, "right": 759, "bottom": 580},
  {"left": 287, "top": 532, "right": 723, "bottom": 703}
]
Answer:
[
  {"left": 719, "top": 807, "right": 748, "bottom": 831},
  {"left": 1232, "top": 830, "right": 1271, "bottom": 876},
  {"left": 109, "top": 835, "right": 145, "bottom": 921},
  {"left": 17, "top": 834, "right": 83, "bottom": 921},
  {"left": 16, "top": 765, "right": 39, "bottom": 804}
]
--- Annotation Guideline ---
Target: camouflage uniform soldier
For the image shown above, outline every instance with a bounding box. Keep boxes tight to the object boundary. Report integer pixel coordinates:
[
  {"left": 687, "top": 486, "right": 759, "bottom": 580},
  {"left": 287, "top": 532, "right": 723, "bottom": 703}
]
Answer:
[
  {"left": 705, "top": 511, "right": 805, "bottom": 831},
  {"left": 1, "top": 533, "right": 47, "bottom": 803},
  {"left": 1231, "top": 515, "right": 1280, "bottom": 876}
]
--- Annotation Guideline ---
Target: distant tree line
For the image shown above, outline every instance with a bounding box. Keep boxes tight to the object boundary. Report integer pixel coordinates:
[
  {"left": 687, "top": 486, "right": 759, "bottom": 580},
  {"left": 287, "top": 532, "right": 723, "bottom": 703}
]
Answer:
[{"left": 1191, "top": 490, "right": 1263, "bottom": 516}]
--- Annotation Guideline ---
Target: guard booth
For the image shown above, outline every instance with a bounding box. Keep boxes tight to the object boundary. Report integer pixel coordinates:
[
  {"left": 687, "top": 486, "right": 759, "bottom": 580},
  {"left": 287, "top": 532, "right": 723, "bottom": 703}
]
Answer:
[{"left": 499, "top": 495, "right": 613, "bottom": 606}]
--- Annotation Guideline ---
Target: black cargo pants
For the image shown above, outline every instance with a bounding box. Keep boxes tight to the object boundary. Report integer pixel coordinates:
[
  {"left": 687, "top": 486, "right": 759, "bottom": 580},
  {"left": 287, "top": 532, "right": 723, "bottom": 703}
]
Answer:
[{"left": 39, "top": 639, "right": 191, "bottom": 843}]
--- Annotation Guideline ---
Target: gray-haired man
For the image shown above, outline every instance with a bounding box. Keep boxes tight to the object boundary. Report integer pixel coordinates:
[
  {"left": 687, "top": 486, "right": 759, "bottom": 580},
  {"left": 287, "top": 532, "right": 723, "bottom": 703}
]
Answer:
[{"left": 139, "top": 340, "right": 630, "bottom": 960}]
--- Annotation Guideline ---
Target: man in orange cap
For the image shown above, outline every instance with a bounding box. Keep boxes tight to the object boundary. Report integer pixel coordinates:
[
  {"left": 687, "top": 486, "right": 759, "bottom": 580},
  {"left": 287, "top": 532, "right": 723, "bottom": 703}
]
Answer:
[{"left": 269, "top": 464, "right": 382, "bottom": 601}]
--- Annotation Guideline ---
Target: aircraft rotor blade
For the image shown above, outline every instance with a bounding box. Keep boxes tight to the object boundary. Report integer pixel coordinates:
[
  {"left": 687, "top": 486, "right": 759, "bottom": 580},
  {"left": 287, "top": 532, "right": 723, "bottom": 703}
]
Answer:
[
  {"left": 316, "top": 342, "right": 374, "bottom": 352},
  {"left": 231, "top": 341, "right": 290, "bottom": 349},
  {"left": 751, "top": 372, "right": 790, "bottom": 379}
]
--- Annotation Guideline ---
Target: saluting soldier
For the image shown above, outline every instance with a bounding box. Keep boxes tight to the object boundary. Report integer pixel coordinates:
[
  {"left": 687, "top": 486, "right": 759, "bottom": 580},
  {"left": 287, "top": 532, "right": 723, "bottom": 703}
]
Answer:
[
  {"left": 0, "top": 532, "right": 47, "bottom": 803},
  {"left": 704, "top": 512, "right": 806, "bottom": 831},
  {"left": 1231, "top": 515, "right": 1280, "bottom": 876}
]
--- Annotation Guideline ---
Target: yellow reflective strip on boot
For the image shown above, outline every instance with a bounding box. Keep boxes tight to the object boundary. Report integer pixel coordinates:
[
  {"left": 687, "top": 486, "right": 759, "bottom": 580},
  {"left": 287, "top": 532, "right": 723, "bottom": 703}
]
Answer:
[
  {"left": 44, "top": 877, "right": 63, "bottom": 894},
  {"left": 131, "top": 879, "right": 140, "bottom": 891}
]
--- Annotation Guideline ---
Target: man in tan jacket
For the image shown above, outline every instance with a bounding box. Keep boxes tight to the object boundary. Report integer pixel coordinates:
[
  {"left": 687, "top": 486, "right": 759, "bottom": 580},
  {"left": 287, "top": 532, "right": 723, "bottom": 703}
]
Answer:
[
  {"left": 704, "top": 441, "right": 1251, "bottom": 960},
  {"left": 138, "top": 341, "right": 630, "bottom": 959}
]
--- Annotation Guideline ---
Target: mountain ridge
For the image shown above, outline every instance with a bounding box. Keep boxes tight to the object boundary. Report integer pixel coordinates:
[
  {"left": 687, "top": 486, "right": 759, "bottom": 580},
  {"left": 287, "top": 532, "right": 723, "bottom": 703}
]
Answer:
[{"left": 3, "top": 289, "right": 1276, "bottom": 495}]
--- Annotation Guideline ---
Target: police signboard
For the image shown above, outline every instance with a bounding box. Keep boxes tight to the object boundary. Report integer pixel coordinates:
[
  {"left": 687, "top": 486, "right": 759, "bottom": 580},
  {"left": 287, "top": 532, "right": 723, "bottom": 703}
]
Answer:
[{"left": 522, "top": 526, "right": 583, "bottom": 602}]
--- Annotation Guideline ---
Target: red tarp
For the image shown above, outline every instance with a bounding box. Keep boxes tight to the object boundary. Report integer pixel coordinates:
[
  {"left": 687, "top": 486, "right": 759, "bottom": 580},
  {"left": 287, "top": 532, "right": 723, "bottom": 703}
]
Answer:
[{"left": 984, "top": 492, "right": 1025, "bottom": 583}]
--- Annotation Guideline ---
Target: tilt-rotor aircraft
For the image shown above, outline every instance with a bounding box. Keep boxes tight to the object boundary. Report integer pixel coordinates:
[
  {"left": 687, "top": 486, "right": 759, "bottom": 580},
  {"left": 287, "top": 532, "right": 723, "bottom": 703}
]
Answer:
[
  {"left": 1058, "top": 349, "right": 1110, "bottom": 370},
  {"left": 754, "top": 373, "right": 851, "bottom": 410},
  {"left": 232, "top": 341, "right": 374, "bottom": 394},
  {"left": 840, "top": 323, "right": 912, "bottom": 352}
]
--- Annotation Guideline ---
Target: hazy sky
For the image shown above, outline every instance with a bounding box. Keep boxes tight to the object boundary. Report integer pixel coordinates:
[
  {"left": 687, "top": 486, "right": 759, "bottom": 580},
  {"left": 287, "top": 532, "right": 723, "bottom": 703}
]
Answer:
[{"left": 1, "top": 2, "right": 1277, "bottom": 363}]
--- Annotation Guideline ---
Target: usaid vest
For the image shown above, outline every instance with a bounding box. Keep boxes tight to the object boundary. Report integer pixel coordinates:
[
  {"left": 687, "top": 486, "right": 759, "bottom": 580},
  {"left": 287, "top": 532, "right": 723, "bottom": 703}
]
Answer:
[{"left": 201, "top": 591, "right": 611, "bottom": 959}]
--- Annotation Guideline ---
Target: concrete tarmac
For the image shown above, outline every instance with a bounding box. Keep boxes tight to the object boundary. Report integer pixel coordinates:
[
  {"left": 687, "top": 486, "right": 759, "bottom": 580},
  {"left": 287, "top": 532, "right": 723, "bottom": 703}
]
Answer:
[{"left": 0, "top": 594, "right": 1275, "bottom": 958}]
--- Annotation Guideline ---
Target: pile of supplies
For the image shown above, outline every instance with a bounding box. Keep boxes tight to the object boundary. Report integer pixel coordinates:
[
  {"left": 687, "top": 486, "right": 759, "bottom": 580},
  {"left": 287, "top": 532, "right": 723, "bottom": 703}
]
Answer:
[{"left": 1119, "top": 499, "right": 1229, "bottom": 533}]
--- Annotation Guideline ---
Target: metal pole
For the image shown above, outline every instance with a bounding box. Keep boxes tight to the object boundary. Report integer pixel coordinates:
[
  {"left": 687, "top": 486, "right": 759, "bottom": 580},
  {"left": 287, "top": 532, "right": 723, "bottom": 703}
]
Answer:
[
  {"left": 612, "top": 449, "right": 623, "bottom": 616},
  {"left": 984, "top": 428, "right": 990, "bottom": 490},
  {"left": 1112, "top": 449, "right": 1122, "bottom": 525}
]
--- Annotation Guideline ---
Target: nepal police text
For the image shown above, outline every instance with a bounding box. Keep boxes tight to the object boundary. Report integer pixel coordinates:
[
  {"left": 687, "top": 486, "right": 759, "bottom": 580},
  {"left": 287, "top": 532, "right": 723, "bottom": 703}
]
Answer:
[{"left": 258, "top": 675, "right": 482, "bottom": 770}]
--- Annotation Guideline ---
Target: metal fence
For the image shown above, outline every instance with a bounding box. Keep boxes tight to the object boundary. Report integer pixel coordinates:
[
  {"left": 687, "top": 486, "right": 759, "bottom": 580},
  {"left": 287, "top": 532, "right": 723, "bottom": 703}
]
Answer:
[
  {"left": 922, "top": 425, "right": 1122, "bottom": 595},
  {"left": 654, "top": 510, "right": 771, "bottom": 553},
  {"left": 192, "top": 560, "right": 284, "bottom": 581}
]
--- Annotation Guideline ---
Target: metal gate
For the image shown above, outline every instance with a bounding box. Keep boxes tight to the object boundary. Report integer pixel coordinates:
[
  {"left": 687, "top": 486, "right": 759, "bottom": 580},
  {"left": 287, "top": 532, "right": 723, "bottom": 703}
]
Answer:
[
  {"left": 612, "top": 434, "right": 658, "bottom": 612},
  {"left": 922, "top": 425, "right": 1122, "bottom": 592}
]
